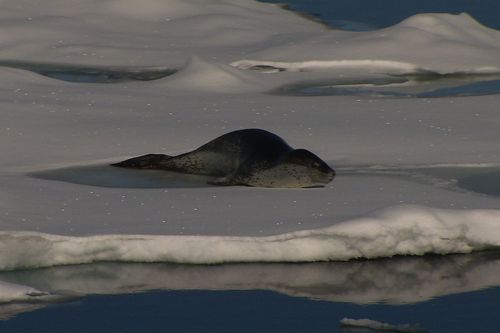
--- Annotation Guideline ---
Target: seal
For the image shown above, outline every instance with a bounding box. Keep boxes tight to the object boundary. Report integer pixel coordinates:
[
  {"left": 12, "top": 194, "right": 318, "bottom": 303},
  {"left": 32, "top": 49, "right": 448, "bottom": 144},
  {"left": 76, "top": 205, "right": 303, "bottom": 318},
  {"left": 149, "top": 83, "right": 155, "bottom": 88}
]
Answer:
[{"left": 111, "top": 129, "right": 335, "bottom": 188}]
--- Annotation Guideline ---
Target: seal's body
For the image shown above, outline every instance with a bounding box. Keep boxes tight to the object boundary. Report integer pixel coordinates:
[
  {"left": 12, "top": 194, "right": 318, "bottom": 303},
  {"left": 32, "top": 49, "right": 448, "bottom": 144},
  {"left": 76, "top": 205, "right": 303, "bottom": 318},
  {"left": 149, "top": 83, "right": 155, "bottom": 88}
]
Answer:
[{"left": 112, "top": 129, "right": 334, "bottom": 188}]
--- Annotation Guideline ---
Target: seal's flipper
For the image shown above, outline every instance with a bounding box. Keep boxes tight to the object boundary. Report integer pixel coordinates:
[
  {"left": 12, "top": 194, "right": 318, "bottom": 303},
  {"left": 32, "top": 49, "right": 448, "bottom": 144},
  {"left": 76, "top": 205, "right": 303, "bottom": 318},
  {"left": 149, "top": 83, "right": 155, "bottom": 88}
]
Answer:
[{"left": 111, "top": 154, "right": 172, "bottom": 169}]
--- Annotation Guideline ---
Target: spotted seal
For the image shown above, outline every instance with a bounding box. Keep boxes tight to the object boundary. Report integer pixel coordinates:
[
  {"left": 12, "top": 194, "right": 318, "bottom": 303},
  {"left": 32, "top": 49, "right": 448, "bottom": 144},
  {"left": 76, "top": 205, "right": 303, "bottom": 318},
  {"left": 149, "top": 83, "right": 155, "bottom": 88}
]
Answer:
[{"left": 111, "top": 129, "right": 335, "bottom": 188}]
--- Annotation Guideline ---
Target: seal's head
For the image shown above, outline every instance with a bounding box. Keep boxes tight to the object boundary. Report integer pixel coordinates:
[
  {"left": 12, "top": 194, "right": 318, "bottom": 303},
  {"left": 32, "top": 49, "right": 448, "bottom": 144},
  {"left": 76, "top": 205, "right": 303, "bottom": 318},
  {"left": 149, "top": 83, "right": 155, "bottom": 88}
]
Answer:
[
  {"left": 280, "top": 149, "right": 335, "bottom": 187},
  {"left": 240, "top": 148, "right": 335, "bottom": 188}
]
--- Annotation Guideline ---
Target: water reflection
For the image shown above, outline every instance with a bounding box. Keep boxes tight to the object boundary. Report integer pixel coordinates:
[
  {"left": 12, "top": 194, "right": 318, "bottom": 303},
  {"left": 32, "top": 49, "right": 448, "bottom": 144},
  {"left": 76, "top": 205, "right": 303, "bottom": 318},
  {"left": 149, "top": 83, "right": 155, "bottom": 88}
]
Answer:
[{"left": 1, "top": 251, "right": 500, "bottom": 319}]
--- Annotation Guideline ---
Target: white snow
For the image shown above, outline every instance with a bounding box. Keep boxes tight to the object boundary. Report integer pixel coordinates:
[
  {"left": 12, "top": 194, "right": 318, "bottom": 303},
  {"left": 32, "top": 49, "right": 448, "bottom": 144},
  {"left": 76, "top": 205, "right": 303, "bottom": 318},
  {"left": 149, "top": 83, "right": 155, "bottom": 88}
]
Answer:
[
  {"left": 0, "top": 205, "right": 499, "bottom": 270},
  {"left": 231, "top": 59, "right": 421, "bottom": 74},
  {"left": 236, "top": 12, "right": 500, "bottom": 75},
  {"left": 0, "top": 0, "right": 500, "bottom": 273}
]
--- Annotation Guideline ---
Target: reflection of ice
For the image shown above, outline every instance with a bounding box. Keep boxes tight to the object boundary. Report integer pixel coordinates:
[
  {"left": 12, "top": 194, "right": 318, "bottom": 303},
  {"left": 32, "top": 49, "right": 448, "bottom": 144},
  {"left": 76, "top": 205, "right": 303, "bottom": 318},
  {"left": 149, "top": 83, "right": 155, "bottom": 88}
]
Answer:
[
  {"left": 0, "top": 304, "right": 50, "bottom": 321},
  {"left": 340, "top": 318, "right": 427, "bottom": 333},
  {"left": 0, "top": 281, "right": 49, "bottom": 303},
  {"left": 1, "top": 251, "right": 500, "bottom": 318},
  {"left": 0, "top": 281, "right": 67, "bottom": 320}
]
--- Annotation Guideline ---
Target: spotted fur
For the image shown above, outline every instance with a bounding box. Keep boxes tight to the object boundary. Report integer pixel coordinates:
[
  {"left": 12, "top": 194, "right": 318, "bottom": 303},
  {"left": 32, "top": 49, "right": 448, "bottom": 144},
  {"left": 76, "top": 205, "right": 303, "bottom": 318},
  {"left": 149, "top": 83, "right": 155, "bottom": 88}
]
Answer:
[{"left": 111, "top": 129, "right": 335, "bottom": 188}]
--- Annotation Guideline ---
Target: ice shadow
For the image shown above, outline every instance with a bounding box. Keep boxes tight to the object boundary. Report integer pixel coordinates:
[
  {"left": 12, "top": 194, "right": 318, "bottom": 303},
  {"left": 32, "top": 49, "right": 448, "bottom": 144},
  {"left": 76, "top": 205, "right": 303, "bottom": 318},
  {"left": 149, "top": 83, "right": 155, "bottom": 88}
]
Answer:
[
  {"left": 458, "top": 170, "right": 500, "bottom": 197},
  {"left": 271, "top": 72, "right": 500, "bottom": 98},
  {"left": 1, "top": 251, "right": 500, "bottom": 319},
  {"left": 0, "top": 61, "right": 176, "bottom": 83},
  {"left": 340, "top": 165, "right": 500, "bottom": 197},
  {"left": 30, "top": 163, "right": 500, "bottom": 194},
  {"left": 30, "top": 164, "right": 216, "bottom": 188},
  {"left": 408, "top": 166, "right": 500, "bottom": 197}
]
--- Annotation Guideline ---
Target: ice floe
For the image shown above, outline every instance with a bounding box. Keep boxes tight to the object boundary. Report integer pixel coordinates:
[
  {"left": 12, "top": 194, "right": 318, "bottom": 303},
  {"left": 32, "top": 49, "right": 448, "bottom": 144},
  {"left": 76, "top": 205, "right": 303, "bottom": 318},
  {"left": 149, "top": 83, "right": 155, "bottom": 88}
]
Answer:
[{"left": 1, "top": 0, "right": 500, "bottom": 273}]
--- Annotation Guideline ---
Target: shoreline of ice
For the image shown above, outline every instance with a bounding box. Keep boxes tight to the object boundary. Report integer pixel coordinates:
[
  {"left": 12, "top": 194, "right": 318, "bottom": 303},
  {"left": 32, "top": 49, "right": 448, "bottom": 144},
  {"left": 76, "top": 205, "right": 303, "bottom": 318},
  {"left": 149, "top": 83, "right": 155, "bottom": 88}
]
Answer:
[{"left": 0, "top": 204, "right": 499, "bottom": 270}]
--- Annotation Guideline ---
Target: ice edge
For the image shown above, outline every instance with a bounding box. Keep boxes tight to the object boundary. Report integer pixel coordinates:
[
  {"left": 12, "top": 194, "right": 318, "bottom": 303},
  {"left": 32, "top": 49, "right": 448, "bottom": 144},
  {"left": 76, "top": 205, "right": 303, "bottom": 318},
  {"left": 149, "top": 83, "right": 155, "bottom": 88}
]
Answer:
[{"left": 1, "top": 204, "right": 499, "bottom": 270}]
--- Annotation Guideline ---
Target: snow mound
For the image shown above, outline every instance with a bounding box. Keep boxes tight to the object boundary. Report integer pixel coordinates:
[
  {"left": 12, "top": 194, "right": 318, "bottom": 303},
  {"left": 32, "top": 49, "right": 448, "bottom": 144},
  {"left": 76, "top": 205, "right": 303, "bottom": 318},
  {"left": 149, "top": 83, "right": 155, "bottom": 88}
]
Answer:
[
  {"left": 164, "top": 57, "right": 265, "bottom": 93},
  {"left": 0, "top": 205, "right": 499, "bottom": 270},
  {"left": 235, "top": 13, "right": 500, "bottom": 74},
  {"left": 100, "top": 0, "right": 203, "bottom": 20},
  {"left": 396, "top": 13, "right": 500, "bottom": 44}
]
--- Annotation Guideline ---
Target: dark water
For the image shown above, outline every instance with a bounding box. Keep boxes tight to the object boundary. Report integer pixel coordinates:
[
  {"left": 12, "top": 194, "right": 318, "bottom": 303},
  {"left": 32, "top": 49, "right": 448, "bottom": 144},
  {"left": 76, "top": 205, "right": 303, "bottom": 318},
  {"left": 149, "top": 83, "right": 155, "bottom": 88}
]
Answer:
[
  {"left": 1, "top": 252, "right": 500, "bottom": 331},
  {"left": 1, "top": 288, "right": 500, "bottom": 333}
]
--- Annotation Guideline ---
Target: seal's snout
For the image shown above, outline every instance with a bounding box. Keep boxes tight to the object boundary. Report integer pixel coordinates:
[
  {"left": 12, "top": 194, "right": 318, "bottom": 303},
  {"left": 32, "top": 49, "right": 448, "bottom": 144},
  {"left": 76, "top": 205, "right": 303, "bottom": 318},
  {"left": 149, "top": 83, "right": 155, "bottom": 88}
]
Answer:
[
  {"left": 322, "top": 165, "right": 335, "bottom": 184},
  {"left": 310, "top": 155, "right": 335, "bottom": 180},
  {"left": 327, "top": 167, "right": 336, "bottom": 181},
  {"left": 316, "top": 160, "right": 335, "bottom": 185},
  {"left": 319, "top": 161, "right": 335, "bottom": 176}
]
